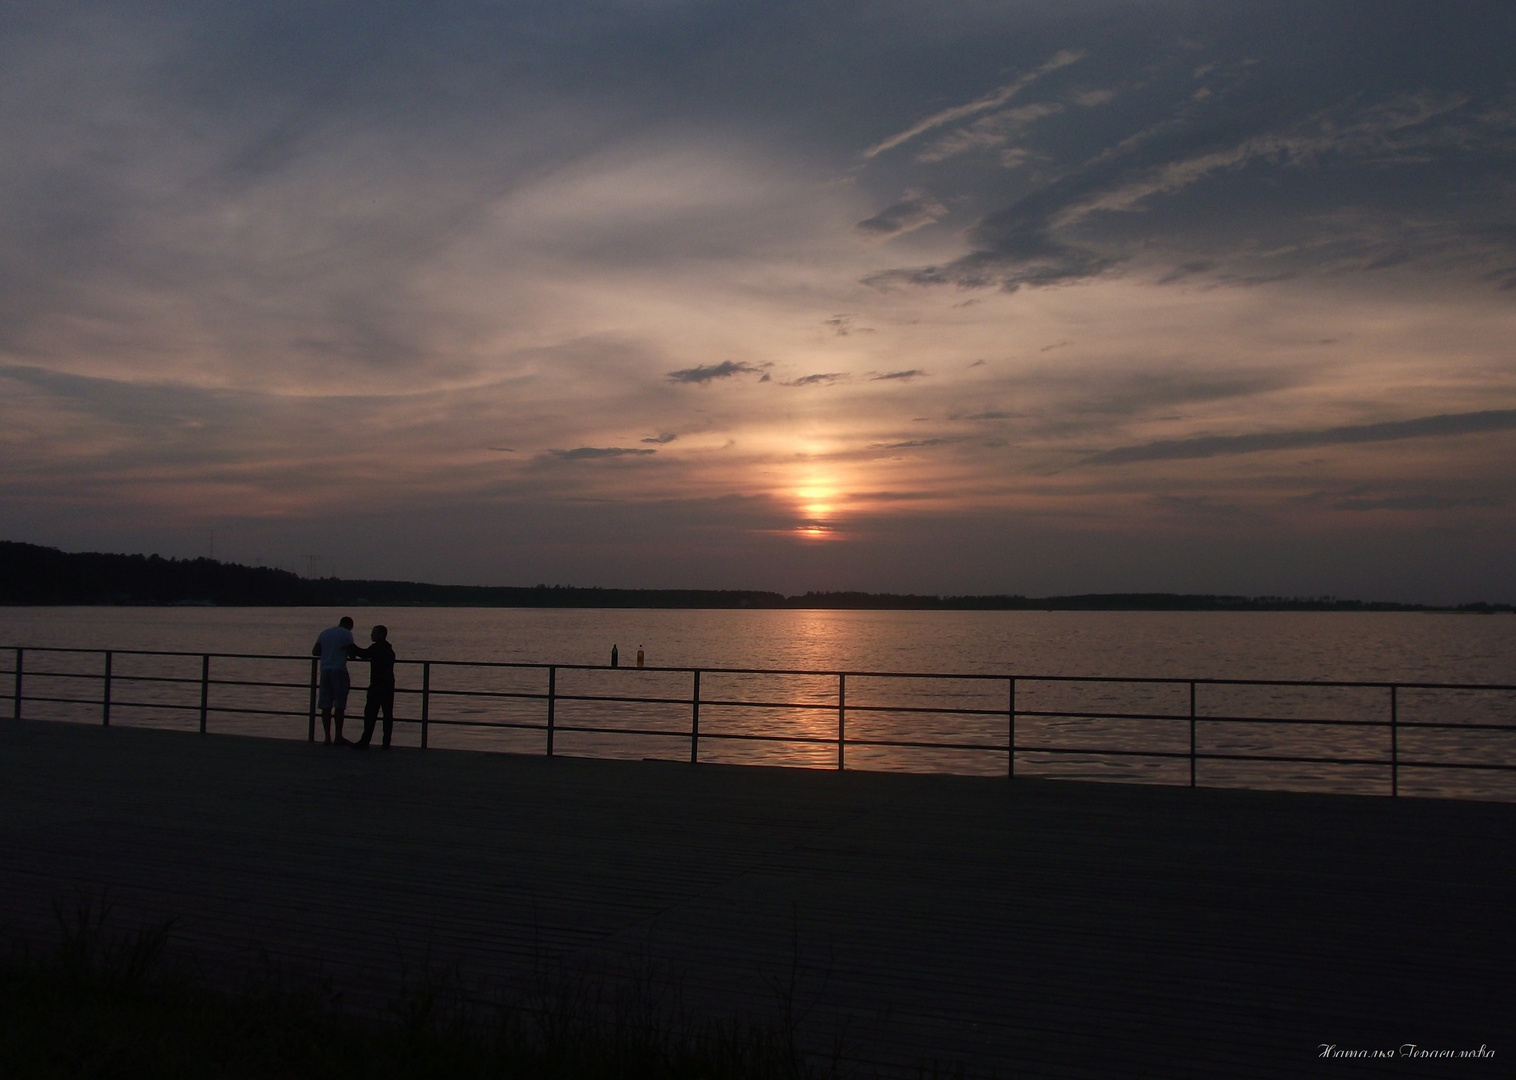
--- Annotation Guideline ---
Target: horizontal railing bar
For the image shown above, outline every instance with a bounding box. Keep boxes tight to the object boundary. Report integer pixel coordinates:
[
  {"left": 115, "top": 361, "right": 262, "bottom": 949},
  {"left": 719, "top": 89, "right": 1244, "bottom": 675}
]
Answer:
[
  {"left": 38, "top": 697, "right": 202, "bottom": 713},
  {"left": 54, "top": 698, "right": 1515, "bottom": 769},
  {"left": 395, "top": 687, "right": 546, "bottom": 702},
  {"left": 18, "top": 695, "right": 1512, "bottom": 728},
  {"left": 96, "top": 700, "right": 302, "bottom": 718},
  {"left": 1194, "top": 751, "right": 1433, "bottom": 768},
  {"left": 763, "top": 701, "right": 1010, "bottom": 717},
  {"left": 0, "top": 647, "right": 316, "bottom": 661},
  {"left": 551, "top": 693, "right": 830, "bottom": 711},
  {"left": 15, "top": 702, "right": 1509, "bottom": 736},
  {"left": 663, "top": 729, "right": 840, "bottom": 746},
  {"left": 67, "top": 676, "right": 1516, "bottom": 733},
  {"left": 685, "top": 697, "right": 838, "bottom": 711},
  {"left": 99, "top": 705, "right": 553, "bottom": 733},
  {"left": 1016, "top": 709, "right": 1389, "bottom": 727},
  {"left": 80, "top": 700, "right": 288, "bottom": 717},
  {"left": 1395, "top": 758, "right": 1516, "bottom": 772},
  {"left": 841, "top": 737, "right": 1010, "bottom": 752},
  {"left": 1396, "top": 720, "right": 1516, "bottom": 733},
  {"left": 1022, "top": 710, "right": 1516, "bottom": 732},
  {"left": 67, "top": 677, "right": 1516, "bottom": 724},
  {"left": 523, "top": 692, "right": 695, "bottom": 708},
  {"left": 59, "top": 698, "right": 1516, "bottom": 769},
  {"left": 5, "top": 645, "right": 1515, "bottom": 692},
  {"left": 1013, "top": 745, "right": 1194, "bottom": 760},
  {"left": 1010, "top": 746, "right": 1496, "bottom": 770},
  {"left": 549, "top": 724, "right": 693, "bottom": 740},
  {"left": 7, "top": 670, "right": 109, "bottom": 681},
  {"left": 403, "top": 691, "right": 1516, "bottom": 730},
  {"left": 176, "top": 704, "right": 308, "bottom": 720},
  {"left": 24, "top": 671, "right": 218, "bottom": 689},
  {"left": 169, "top": 677, "right": 312, "bottom": 692},
  {"left": 397, "top": 662, "right": 1516, "bottom": 691},
  {"left": 11, "top": 694, "right": 113, "bottom": 708},
  {"left": 401, "top": 717, "right": 546, "bottom": 732}
]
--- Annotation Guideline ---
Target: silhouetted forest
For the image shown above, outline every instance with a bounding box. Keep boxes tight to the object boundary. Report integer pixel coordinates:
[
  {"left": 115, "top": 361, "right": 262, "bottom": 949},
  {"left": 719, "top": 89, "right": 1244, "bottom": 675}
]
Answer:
[{"left": 2, "top": 541, "right": 1509, "bottom": 612}]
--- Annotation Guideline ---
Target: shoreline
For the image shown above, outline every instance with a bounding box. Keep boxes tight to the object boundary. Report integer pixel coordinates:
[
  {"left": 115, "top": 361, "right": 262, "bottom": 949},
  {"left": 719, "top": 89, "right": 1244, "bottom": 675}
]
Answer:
[{"left": 5, "top": 541, "right": 1512, "bottom": 610}]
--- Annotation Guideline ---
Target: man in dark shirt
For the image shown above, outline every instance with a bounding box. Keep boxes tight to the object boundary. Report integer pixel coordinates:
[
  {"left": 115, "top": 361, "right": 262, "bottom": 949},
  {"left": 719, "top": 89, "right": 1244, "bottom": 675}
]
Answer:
[{"left": 352, "top": 624, "right": 397, "bottom": 749}]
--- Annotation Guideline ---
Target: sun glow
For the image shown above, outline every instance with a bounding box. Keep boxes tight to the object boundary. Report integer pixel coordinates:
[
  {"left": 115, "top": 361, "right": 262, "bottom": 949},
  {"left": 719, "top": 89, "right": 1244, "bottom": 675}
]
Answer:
[
  {"left": 792, "top": 475, "right": 846, "bottom": 540},
  {"left": 795, "top": 485, "right": 836, "bottom": 519}
]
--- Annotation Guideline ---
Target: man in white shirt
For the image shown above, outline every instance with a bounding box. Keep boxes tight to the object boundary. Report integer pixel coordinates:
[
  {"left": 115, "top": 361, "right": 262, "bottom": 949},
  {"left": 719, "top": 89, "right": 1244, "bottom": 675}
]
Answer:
[{"left": 311, "top": 616, "right": 357, "bottom": 745}]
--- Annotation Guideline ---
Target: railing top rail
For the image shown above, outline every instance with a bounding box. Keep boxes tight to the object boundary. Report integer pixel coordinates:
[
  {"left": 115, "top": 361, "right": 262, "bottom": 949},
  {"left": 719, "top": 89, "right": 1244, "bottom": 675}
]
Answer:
[{"left": 4, "top": 645, "right": 1513, "bottom": 693}]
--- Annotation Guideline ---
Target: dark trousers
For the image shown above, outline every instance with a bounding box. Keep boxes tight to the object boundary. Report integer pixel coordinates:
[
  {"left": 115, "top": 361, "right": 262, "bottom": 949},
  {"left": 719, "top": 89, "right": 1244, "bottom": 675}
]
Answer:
[{"left": 358, "top": 687, "right": 395, "bottom": 746}]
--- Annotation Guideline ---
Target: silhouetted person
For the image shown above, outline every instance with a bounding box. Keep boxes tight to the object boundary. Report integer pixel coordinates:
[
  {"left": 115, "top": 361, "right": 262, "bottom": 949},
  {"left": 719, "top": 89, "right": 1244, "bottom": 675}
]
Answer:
[
  {"left": 353, "top": 624, "right": 396, "bottom": 749},
  {"left": 312, "top": 616, "right": 357, "bottom": 744}
]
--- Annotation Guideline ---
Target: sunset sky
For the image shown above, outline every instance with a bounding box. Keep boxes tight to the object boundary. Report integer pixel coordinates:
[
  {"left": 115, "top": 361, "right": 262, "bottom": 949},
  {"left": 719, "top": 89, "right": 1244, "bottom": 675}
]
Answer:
[{"left": 3, "top": 1, "right": 1515, "bottom": 600}]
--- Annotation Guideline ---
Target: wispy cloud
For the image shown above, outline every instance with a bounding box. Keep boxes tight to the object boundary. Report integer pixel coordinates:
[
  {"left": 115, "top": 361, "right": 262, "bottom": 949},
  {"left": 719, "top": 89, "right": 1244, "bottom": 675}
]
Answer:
[
  {"left": 855, "top": 189, "right": 948, "bottom": 240},
  {"left": 784, "top": 373, "right": 848, "bottom": 387},
  {"left": 869, "top": 437, "right": 956, "bottom": 450},
  {"left": 1080, "top": 410, "right": 1516, "bottom": 466},
  {"left": 823, "top": 314, "right": 874, "bottom": 335},
  {"left": 1330, "top": 494, "right": 1504, "bottom": 512},
  {"left": 870, "top": 370, "right": 927, "bottom": 381},
  {"left": 549, "top": 447, "right": 659, "bottom": 461},
  {"left": 666, "top": 361, "right": 766, "bottom": 385},
  {"left": 865, "top": 59, "right": 1516, "bottom": 293},
  {"left": 862, "top": 50, "right": 1085, "bottom": 158},
  {"left": 915, "top": 102, "right": 1065, "bottom": 165}
]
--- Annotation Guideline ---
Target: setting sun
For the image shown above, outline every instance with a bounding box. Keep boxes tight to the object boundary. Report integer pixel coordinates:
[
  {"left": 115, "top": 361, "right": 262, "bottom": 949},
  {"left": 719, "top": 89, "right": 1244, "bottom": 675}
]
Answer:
[
  {"left": 795, "top": 484, "right": 836, "bottom": 519},
  {"left": 791, "top": 474, "right": 847, "bottom": 540}
]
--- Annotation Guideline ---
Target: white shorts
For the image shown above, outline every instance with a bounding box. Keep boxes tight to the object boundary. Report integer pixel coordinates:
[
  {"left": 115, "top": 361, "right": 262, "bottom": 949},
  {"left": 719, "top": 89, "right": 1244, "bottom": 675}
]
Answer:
[{"left": 318, "top": 668, "right": 351, "bottom": 710}]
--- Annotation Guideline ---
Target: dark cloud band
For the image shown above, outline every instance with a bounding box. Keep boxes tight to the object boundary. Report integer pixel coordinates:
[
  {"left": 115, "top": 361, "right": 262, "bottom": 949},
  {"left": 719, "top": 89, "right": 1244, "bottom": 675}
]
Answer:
[
  {"left": 1082, "top": 410, "right": 1516, "bottom": 466},
  {"left": 549, "top": 447, "right": 658, "bottom": 461},
  {"left": 667, "top": 361, "right": 764, "bottom": 385}
]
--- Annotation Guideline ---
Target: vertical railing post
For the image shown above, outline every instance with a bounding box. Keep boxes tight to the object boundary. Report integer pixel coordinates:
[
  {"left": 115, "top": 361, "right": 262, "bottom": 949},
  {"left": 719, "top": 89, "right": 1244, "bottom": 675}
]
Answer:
[
  {"left": 307, "top": 658, "right": 318, "bottom": 742},
  {"left": 1189, "top": 681, "right": 1197, "bottom": 788},
  {"left": 1390, "top": 684, "right": 1398, "bottom": 797},
  {"left": 421, "top": 662, "right": 431, "bottom": 749},
  {"left": 546, "top": 665, "right": 556, "bottom": 756},
  {"left": 102, "top": 651, "right": 113, "bottom": 727},
  {"left": 1007, "top": 677, "right": 1016, "bottom": 778},
  {"left": 691, "top": 669, "right": 700, "bottom": 764},
  {"left": 199, "top": 654, "right": 210, "bottom": 734},
  {"left": 13, "top": 648, "right": 21, "bottom": 720},
  {"left": 837, "top": 673, "right": 846, "bottom": 771}
]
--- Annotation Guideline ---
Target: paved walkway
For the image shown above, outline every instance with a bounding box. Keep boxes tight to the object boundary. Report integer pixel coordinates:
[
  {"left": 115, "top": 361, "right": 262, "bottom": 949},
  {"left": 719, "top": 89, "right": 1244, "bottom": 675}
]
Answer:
[{"left": 0, "top": 720, "right": 1510, "bottom": 1077}]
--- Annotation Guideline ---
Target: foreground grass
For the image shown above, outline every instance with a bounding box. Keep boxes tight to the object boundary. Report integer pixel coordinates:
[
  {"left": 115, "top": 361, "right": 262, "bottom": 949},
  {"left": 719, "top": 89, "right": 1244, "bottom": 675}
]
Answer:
[{"left": 0, "top": 899, "right": 889, "bottom": 1080}]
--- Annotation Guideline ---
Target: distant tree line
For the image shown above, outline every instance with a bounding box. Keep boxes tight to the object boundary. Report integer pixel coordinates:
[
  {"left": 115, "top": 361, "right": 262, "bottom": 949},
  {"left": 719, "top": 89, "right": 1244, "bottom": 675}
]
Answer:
[{"left": 2, "top": 541, "right": 1510, "bottom": 612}]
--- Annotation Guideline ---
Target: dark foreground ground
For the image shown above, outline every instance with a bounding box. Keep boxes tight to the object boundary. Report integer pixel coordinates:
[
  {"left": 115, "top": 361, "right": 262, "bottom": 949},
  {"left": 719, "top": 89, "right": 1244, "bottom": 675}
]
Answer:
[{"left": 0, "top": 720, "right": 1510, "bottom": 1078}]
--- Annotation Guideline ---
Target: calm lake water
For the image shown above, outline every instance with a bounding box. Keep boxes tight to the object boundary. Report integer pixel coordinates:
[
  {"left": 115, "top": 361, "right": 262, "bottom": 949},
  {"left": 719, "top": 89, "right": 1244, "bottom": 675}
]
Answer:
[{"left": 4, "top": 606, "right": 1514, "bottom": 800}]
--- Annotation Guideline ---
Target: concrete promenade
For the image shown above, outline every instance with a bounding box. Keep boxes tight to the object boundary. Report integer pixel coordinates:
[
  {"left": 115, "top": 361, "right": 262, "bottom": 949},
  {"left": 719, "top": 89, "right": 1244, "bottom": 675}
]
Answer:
[{"left": 0, "top": 719, "right": 1510, "bottom": 1078}]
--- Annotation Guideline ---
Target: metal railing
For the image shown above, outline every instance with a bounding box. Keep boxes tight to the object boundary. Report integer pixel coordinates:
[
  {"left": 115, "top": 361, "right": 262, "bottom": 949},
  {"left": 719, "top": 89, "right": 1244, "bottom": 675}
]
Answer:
[{"left": 4, "top": 645, "right": 1515, "bottom": 798}]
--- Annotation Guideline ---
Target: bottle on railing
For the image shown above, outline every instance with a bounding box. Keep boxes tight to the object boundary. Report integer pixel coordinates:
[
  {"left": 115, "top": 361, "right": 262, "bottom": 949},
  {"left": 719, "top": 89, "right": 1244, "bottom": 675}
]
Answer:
[
  {"left": 610, "top": 644, "right": 619, "bottom": 668},
  {"left": 636, "top": 645, "right": 644, "bottom": 669}
]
